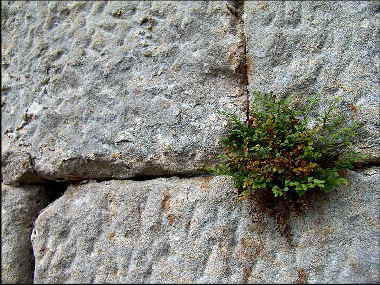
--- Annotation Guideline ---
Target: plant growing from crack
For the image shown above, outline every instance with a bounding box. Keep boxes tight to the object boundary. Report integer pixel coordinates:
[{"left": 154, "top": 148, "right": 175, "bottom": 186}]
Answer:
[{"left": 210, "top": 90, "right": 366, "bottom": 201}]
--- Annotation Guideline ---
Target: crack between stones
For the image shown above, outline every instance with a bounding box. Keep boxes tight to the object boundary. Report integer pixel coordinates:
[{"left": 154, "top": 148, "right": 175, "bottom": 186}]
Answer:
[
  {"left": 228, "top": 0, "right": 250, "bottom": 123},
  {"left": 8, "top": 171, "right": 214, "bottom": 186},
  {"left": 352, "top": 161, "right": 380, "bottom": 171},
  {"left": 239, "top": 2, "right": 250, "bottom": 124},
  {"left": 16, "top": 162, "right": 380, "bottom": 187},
  {"left": 95, "top": 172, "right": 213, "bottom": 182}
]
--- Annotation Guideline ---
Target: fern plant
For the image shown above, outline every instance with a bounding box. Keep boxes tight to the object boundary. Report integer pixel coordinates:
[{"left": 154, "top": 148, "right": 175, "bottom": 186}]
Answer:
[{"left": 211, "top": 91, "right": 365, "bottom": 200}]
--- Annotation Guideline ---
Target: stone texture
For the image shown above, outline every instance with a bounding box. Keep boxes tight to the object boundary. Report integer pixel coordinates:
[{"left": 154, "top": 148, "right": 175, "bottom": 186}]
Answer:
[
  {"left": 32, "top": 170, "right": 379, "bottom": 284},
  {"left": 245, "top": 1, "right": 380, "bottom": 161},
  {"left": 1, "top": 184, "right": 50, "bottom": 284},
  {"left": 2, "top": 1, "right": 380, "bottom": 284},
  {"left": 1, "top": 1, "right": 245, "bottom": 184}
]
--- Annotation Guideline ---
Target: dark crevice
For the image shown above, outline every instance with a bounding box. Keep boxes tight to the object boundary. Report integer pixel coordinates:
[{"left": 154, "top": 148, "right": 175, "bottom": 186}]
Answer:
[
  {"left": 16, "top": 161, "right": 380, "bottom": 186},
  {"left": 28, "top": 182, "right": 68, "bottom": 219},
  {"left": 227, "top": 0, "right": 250, "bottom": 123},
  {"left": 94, "top": 172, "right": 212, "bottom": 183},
  {"left": 128, "top": 171, "right": 212, "bottom": 181},
  {"left": 43, "top": 181, "right": 69, "bottom": 201},
  {"left": 28, "top": 181, "right": 68, "bottom": 284},
  {"left": 7, "top": 161, "right": 379, "bottom": 187},
  {"left": 353, "top": 160, "right": 380, "bottom": 170}
]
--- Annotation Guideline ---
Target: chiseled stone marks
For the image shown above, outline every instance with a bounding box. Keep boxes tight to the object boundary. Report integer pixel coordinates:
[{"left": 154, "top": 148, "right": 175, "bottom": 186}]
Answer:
[
  {"left": 31, "top": 176, "right": 250, "bottom": 283},
  {"left": 1, "top": 184, "right": 50, "bottom": 284},
  {"left": 3, "top": 1, "right": 380, "bottom": 284},
  {"left": 2, "top": 1, "right": 244, "bottom": 184},
  {"left": 245, "top": 1, "right": 380, "bottom": 160},
  {"left": 32, "top": 170, "right": 379, "bottom": 283}
]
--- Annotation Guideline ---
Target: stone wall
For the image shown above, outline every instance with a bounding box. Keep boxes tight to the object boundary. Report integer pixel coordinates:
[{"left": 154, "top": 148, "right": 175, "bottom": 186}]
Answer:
[{"left": 1, "top": 1, "right": 379, "bottom": 283}]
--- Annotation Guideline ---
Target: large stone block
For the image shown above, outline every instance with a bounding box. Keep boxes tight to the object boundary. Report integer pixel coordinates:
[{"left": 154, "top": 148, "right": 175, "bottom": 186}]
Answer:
[
  {"left": 1, "top": 1, "right": 244, "bottom": 184},
  {"left": 245, "top": 1, "right": 380, "bottom": 160},
  {"left": 32, "top": 170, "right": 379, "bottom": 283},
  {"left": 1, "top": 184, "right": 50, "bottom": 284}
]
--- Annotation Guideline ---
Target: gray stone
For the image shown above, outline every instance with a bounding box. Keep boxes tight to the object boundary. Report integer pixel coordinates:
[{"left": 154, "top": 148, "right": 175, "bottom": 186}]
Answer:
[
  {"left": 1, "top": 151, "right": 45, "bottom": 185},
  {"left": 249, "top": 168, "right": 380, "bottom": 284},
  {"left": 1, "top": 1, "right": 245, "bottom": 184},
  {"left": 32, "top": 170, "right": 379, "bottom": 283},
  {"left": 245, "top": 1, "right": 380, "bottom": 161},
  {"left": 1, "top": 184, "right": 50, "bottom": 284},
  {"left": 2, "top": 1, "right": 380, "bottom": 284}
]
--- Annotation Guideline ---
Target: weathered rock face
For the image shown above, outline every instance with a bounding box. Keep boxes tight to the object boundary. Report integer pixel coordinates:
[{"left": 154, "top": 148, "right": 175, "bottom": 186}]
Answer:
[
  {"left": 1, "top": 0, "right": 379, "bottom": 284},
  {"left": 1, "top": 1, "right": 244, "bottom": 184},
  {"left": 1, "top": 184, "right": 50, "bottom": 284},
  {"left": 31, "top": 170, "right": 379, "bottom": 284},
  {"left": 244, "top": 1, "right": 380, "bottom": 160}
]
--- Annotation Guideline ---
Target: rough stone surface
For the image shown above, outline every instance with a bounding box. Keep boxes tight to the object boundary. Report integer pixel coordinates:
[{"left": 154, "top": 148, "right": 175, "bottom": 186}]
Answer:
[
  {"left": 1, "top": 184, "right": 50, "bottom": 284},
  {"left": 1, "top": 1, "right": 244, "bottom": 184},
  {"left": 245, "top": 1, "right": 380, "bottom": 160},
  {"left": 2, "top": 1, "right": 380, "bottom": 284},
  {"left": 32, "top": 170, "right": 379, "bottom": 284}
]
